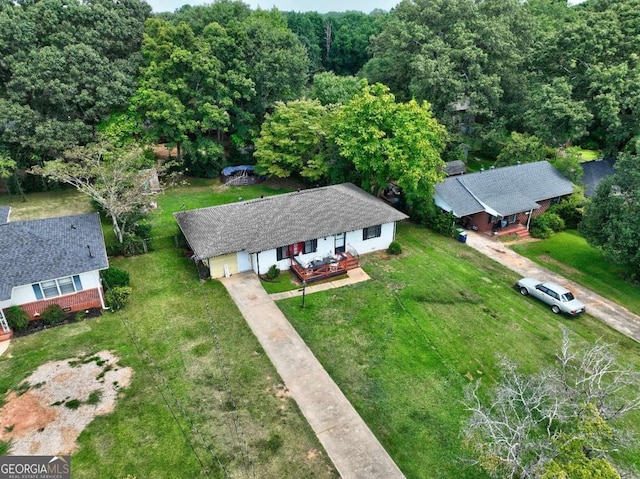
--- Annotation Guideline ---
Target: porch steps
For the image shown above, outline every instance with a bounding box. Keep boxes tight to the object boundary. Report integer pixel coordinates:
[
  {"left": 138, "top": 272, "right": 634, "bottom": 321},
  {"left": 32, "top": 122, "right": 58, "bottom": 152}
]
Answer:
[
  {"left": 342, "top": 257, "right": 360, "bottom": 270},
  {"left": 498, "top": 224, "right": 530, "bottom": 239}
]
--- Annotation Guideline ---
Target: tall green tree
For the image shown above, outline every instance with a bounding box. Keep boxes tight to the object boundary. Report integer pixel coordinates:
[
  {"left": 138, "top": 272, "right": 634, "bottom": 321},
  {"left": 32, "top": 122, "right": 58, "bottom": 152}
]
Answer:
[
  {"left": 332, "top": 83, "right": 447, "bottom": 207},
  {"left": 309, "top": 72, "right": 367, "bottom": 106},
  {"left": 134, "top": 18, "right": 253, "bottom": 176},
  {"left": 495, "top": 132, "right": 549, "bottom": 167},
  {"left": 533, "top": 0, "right": 640, "bottom": 153},
  {"left": 242, "top": 10, "right": 309, "bottom": 124},
  {"left": 0, "top": 0, "right": 150, "bottom": 168},
  {"left": 254, "top": 99, "right": 332, "bottom": 182},
  {"left": 520, "top": 78, "right": 592, "bottom": 146},
  {"left": 364, "top": 0, "right": 534, "bottom": 124},
  {"left": 580, "top": 142, "right": 640, "bottom": 275}
]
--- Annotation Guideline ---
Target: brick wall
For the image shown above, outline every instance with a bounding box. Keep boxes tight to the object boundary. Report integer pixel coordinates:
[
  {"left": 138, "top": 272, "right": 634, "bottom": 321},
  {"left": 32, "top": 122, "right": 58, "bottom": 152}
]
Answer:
[{"left": 18, "top": 288, "right": 104, "bottom": 320}]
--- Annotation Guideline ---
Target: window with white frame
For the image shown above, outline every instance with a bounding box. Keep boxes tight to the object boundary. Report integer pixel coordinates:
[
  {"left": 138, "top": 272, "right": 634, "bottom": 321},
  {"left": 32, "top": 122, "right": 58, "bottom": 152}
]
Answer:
[
  {"left": 362, "top": 224, "right": 382, "bottom": 240},
  {"left": 32, "top": 275, "right": 83, "bottom": 300}
]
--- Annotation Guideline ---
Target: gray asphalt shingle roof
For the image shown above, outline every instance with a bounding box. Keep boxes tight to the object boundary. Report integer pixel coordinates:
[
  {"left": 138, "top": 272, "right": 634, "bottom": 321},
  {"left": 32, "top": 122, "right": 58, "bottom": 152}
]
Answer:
[
  {"left": 434, "top": 161, "right": 574, "bottom": 217},
  {"left": 581, "top": 158, "right": 615, "bottom": 197},
  {"left": 174, "top": 183, "right": 409, "bottom": 260},
  {"left": 0, "top": 213, "right": 109, "bottom": 301}
]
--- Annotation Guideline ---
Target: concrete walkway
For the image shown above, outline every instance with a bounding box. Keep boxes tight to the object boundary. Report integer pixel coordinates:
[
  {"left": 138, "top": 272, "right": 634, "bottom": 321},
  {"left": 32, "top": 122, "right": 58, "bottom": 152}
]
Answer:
[
  {"left": 269, "top": 267, "right": 371, "bottom": 301},
  {"left": 0, "top": 339, "right": 10, "bottom": 357},
  {"left": 220, "top": 272, "right": 405, "bottom": 479},
  {"left": 466, "top": 232, "right": 640, "bottom": 343}
]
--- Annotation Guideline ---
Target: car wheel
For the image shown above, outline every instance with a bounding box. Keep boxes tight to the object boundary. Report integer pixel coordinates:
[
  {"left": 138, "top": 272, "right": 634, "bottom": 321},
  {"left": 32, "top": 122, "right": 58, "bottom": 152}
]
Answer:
[
  {"left": 551, "top": 305, "right": 561, "bottom": 314},
  {"left": 519, "top": 287, "right": 529, "bottom": 296}
]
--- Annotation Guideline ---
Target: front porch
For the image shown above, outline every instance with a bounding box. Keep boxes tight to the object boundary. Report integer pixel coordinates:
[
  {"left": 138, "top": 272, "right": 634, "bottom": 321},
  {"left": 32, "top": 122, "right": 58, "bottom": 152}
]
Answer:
[
  {"left": 290, "top": 252, "right": 360, "bottom": 284},
  {"left": 490, "top": 222, "right": 530, "bottom": 239}
]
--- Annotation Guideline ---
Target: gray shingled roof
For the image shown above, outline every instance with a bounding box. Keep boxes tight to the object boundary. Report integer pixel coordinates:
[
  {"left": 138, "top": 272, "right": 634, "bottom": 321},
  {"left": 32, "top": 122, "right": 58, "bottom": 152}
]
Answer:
[
  {"left": 434, "top": 161, "right": 574, "bottom": 217},
  {"left": 444, "top": 160, "right": 466, "bottom": 176},
  {"left": 581, "top": 158, "right": 615, "bottom": 197},
  {"left": 0, "top": 206, "right": 9, "bottom": 225},
  {"left": 0, "top": 213, "right": 109, "bottom": 300},
  {"left": 174, "top": 183, "right": 409, "bottom": 260}
]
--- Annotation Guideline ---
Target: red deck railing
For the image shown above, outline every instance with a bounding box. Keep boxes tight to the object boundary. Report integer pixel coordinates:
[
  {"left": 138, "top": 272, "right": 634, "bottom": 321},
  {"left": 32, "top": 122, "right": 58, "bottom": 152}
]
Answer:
[{"left": 290, "top": 252, "right": 359, "bottom": 283}]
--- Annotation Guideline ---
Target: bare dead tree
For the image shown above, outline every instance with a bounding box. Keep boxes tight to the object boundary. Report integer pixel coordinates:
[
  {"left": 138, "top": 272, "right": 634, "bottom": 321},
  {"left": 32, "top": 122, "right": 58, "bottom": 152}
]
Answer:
[{"left": 463, "top": 331, "right": 640, "bottom": 478}]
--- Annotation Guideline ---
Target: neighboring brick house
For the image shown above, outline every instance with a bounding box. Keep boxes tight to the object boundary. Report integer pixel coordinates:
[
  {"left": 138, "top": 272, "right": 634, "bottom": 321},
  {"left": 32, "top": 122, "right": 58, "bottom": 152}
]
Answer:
[
  {"left": 175, "top": 183, "right": 408, "bottom": 282},
  {"left": 433, "top": 161, "right": 575, "bottom": 235},
  {"left": 0, "top": 211, "right": 109, "bottom": 340}
]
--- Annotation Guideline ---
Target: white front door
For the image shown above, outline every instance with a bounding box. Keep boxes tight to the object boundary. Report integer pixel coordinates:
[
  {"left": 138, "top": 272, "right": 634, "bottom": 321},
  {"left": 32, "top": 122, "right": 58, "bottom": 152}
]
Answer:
[{"left": 237, "top": 251, "right": 252, "bottom": 272}]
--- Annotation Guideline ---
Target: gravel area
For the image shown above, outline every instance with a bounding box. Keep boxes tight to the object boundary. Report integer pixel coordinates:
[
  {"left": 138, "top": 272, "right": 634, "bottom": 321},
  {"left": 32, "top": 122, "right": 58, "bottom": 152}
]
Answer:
[{"left": 0, "top": 350, "right": 132, "bottom": 455}]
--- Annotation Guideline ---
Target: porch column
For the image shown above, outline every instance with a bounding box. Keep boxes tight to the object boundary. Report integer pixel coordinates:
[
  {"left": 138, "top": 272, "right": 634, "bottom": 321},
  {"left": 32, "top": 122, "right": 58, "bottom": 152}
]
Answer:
[{"left": 0, "top": 309, "right": 9, "bottom": 333}]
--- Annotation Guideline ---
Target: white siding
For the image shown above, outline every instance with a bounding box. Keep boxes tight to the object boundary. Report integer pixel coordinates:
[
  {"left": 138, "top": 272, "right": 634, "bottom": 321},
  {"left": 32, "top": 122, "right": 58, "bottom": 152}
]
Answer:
[
  {"left": 250, "top": 222, "right": 397, "bottom": 275},
  {"left": 345, "top": 222, "right": 396, "bottom": 254},
  {"left": 2, "top": 270, "right": 102, "bottom": 308}
]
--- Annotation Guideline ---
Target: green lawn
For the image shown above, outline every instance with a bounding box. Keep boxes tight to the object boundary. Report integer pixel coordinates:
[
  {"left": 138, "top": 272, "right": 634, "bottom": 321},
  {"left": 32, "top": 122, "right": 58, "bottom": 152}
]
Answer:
[
  {"left": 276, "top": 223, "right": 640, "bottom": 478},
  {"left": 511, "top": 230, "right": 640, "bottom": 316},
  {"left": 0, "top": 187, "right": 93, "bottom": 220},
  {"left": 0, "top": 183, "right": 335, "bottom": 479}
]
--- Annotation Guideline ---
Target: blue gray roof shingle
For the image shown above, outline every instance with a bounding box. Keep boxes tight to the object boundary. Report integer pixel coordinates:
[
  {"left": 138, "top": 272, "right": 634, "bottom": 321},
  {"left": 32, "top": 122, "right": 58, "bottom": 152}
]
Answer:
[
  {"left": 434, "top": 161, "right": 574, "bottom": 217},
  {"left": 174, "top": 183, "right": 409, "bottom": 260},
  {"left": 0, "top": 212, "right": 109, "bottom": 301}
]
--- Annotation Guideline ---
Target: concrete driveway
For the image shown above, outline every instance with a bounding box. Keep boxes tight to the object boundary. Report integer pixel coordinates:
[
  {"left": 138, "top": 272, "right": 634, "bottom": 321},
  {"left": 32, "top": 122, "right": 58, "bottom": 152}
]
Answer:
[
  {"left": 466, "top": 232, "right": 640, "bottom": 343},
  {"left": 220, "top": 272, "right": 405, "bottom": 479}
]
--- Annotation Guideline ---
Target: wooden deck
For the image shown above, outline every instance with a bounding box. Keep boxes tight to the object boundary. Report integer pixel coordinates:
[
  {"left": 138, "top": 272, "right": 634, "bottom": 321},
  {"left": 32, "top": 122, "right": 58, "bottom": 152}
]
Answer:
[{"left": 290, "top": 252, "right": 360, "bottom": 283}]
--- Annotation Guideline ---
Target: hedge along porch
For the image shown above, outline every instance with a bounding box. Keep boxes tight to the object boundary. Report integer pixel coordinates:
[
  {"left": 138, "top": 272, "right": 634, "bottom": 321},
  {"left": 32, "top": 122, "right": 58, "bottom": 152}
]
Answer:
[
  {"left": 174, "top": 183, "right": 408, "bottom": 281},
  {"left": 0, "top": 211, "right": 109, "bottom": 339}
]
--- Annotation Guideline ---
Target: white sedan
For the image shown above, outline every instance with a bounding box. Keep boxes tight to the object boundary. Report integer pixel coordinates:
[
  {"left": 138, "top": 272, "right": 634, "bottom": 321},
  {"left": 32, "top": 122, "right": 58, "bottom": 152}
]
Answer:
[{"left": 516, "top": 278, "right": 586, "bottom": 316}]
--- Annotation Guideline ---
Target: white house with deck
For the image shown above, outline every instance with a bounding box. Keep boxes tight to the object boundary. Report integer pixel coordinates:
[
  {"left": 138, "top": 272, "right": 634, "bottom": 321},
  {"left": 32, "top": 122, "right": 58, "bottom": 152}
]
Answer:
[{"left": 174, "top": 183, "right": 408, "bottom": 282}]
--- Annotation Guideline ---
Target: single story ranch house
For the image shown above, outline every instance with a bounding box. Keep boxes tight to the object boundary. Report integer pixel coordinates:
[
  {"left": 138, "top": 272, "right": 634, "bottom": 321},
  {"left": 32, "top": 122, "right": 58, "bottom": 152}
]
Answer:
[
  {"left": 433, "top": 161, "right": 574, "bottom": 236},
  {"left": 174, "top": 183, "right": 408, "bottom": 282},
  {"left": 0, "top": 211, "right": 109, "bottom": 339}
]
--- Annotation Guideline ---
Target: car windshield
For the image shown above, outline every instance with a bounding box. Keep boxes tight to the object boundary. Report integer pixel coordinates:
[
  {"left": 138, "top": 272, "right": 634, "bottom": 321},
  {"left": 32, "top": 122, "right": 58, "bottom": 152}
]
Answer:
[{"left": 562, "top": 292, "right": 575, "bottom": 302}]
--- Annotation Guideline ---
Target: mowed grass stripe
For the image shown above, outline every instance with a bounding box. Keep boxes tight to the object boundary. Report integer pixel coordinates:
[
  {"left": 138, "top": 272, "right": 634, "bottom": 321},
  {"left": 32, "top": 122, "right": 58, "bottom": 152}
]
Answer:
[{"left": 277, "top": 222, "right": 640, "bottom": 479}]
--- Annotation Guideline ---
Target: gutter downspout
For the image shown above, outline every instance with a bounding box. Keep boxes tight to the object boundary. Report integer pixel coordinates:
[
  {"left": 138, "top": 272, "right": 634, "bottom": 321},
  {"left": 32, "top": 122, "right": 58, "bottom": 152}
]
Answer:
[
  {"left": 526, "top": 209, "right": 533, "bottom": 230},
  {"left": 256, "top": 251, "right": 261, "bottom": 275}
]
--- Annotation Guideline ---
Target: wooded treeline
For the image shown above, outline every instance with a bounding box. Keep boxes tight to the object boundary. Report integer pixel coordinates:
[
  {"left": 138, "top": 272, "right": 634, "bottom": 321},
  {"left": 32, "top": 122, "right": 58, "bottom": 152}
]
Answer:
[
  {"left": 1, "top": 0, "right": 638, "bottom": 181},
  {"left": 2, "top": 0, "right": 639, "bottom": 260}
]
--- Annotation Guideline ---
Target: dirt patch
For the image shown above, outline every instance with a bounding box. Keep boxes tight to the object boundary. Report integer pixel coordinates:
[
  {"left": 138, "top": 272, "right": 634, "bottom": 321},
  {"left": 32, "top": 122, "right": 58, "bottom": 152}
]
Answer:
[
  {"left": 0, "top": 351, "right": 132, "bottom": 456},
  {"left": 539, "top": 255, "right": 583, "bottom": 277}
]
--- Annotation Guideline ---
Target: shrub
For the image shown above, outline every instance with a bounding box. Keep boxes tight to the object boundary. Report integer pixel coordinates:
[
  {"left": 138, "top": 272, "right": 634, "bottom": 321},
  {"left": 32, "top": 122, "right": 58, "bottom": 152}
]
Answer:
[
  {"left": 122, "top": 233, "right": 146, "bottom": 256},
  {"left": 387, "top": 241, "right": 402, "bottom": 255},
  {"left": 548, "top": 193, "right": 586, "bottom": 229},
  {"left": 101, "top": 267, "right": 131, "bottom": 290},
  {"left": 266, "top": 265, "right": 280, "bottom": 280},
  {"left": 5, "top": 306, "right": 29, "bottom": 332},
  {"left": 106, "top": 286, "right": 132, "bottom": 311},
  {"left": 530, "top": 224, "right": 552, "bottom": 239},
  {"left": 415, "top": 202, "right": 456, "bottom": 237},
  {"left": 73, "top": 309, "right": 86, "bottom": 322},
  {"left": 40, "top": 304, "right": 65, "bottom": 326}
]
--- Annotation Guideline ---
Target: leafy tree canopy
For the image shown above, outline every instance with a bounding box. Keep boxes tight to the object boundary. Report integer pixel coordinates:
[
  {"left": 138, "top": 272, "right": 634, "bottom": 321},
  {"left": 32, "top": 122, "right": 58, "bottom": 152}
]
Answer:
[
  {"left": 0, "top": 0, "right": 150, "bottom": 166},
  {"left": 332, "top": 83, "right": 448, "bottom": 207},
  {"left": 580, "top": 140, "right": 640, "bottom": 275},
  {"left": 309, "top": 72, "right": 367, "bottom": 106},
  {"left": 254, "top": 99, "right": 333, "bottom": 182}
]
